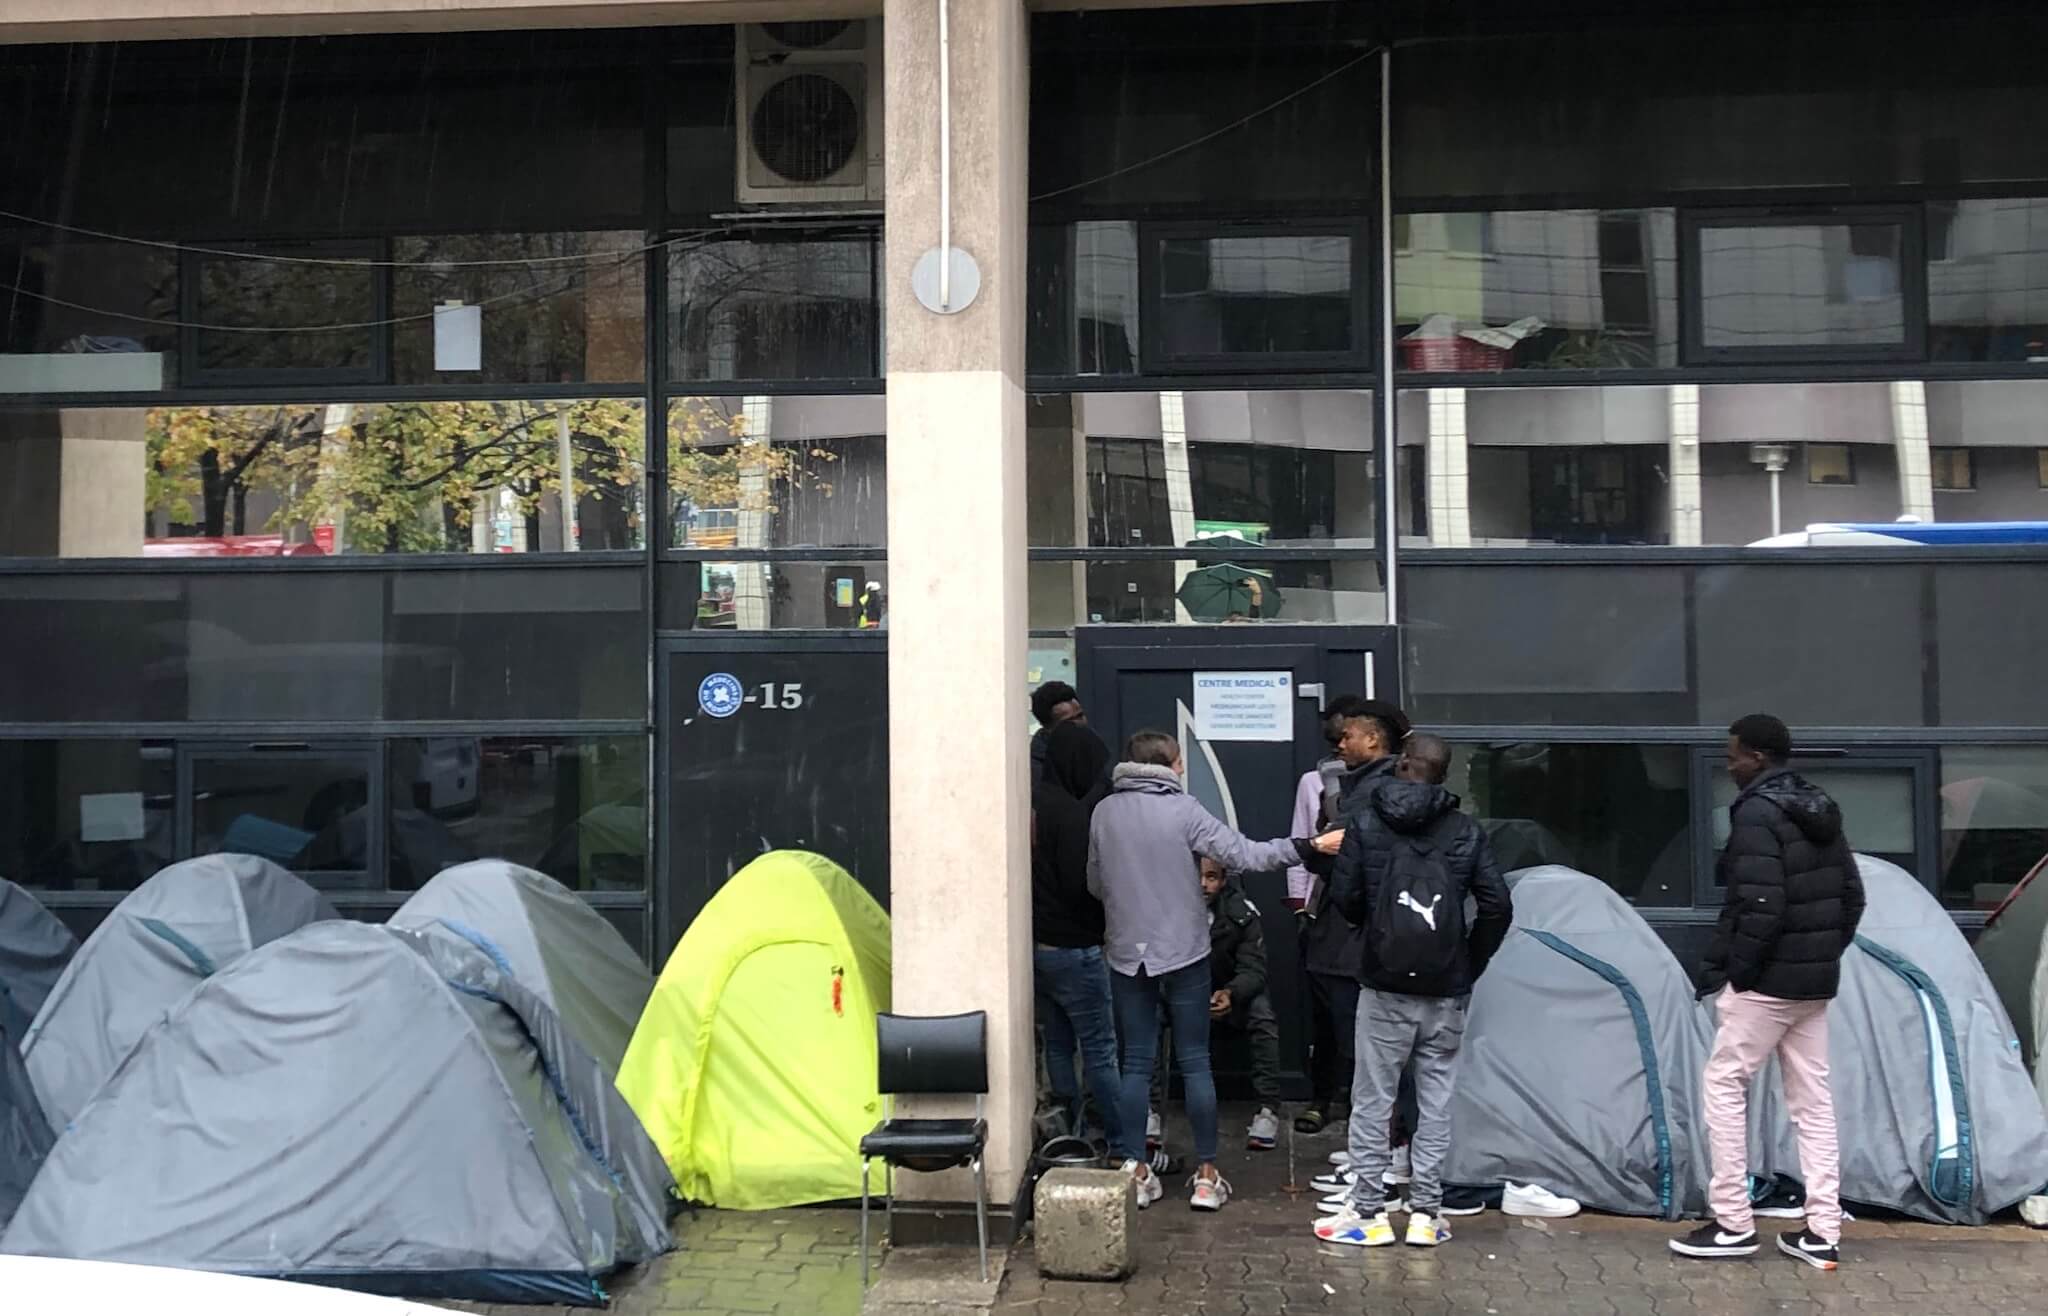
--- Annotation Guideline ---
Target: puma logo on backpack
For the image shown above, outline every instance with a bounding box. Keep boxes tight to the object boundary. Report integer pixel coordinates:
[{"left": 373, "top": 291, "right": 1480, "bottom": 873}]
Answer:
[{"left": 1371, "top": 832, "right": 1466, "bottom": 981}]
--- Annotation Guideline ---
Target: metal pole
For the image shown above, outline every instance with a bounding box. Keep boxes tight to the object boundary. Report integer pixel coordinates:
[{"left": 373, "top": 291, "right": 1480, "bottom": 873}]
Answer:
[
  {"left": 937, "top": 0, "right": 952, "bottom": 311},
  {"left": 1377, "top": 45, "right": 1399, "bottom": 621},
  {"left": 1770, "top": 467, "right": 1783, "bottom": 538},
  {"left": 556, "top": 409, "right": 579, "bottom": 551}
]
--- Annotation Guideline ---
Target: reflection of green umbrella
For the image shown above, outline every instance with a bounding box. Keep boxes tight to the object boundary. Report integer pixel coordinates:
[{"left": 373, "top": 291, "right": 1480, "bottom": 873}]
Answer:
[{"left": 1177, "top": 563, "right": 1283, "bottom": 620}]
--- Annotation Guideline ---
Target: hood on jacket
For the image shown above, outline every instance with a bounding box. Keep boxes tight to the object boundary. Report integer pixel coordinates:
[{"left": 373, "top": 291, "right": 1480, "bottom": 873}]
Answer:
[
  {"left": 1370, "top": 779, "right": 1460, "bottom": 835},
  {"left": 1045, "top": 721, "right": 1112, "bottom": 802},
  {"left": 1747, "top": 770, "right": 1845, "bottom": 844},
  {"left": 1112, "top": 762, "right": 1183, "bottom": 794}
]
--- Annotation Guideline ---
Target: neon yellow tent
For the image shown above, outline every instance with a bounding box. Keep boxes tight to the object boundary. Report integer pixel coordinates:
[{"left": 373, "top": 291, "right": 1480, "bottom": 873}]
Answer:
[{"left": 616, "top": 850, "right": 891, "bottom": 1209}]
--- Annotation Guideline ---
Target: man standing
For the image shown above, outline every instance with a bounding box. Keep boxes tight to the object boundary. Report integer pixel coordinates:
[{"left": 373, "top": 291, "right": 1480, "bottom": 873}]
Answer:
[
  {"left": 1313, "top": 733, "right": 1512, "bottom": 1249},
  {"left": 1672, "top": 715, "right": 1863, "bottom": 1272},
  {"left": 1030, "top": 681, "right": 1086, "bottom": 787},
  {"left": 1295, "top": 699, "right": 1408, "bottom": 1136}
]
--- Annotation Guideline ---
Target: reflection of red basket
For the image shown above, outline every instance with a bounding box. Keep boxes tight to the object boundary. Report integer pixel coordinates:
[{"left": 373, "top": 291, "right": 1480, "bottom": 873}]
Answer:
[{"left": 1399, "top": 337, "right": 1512, "bottom": 372}]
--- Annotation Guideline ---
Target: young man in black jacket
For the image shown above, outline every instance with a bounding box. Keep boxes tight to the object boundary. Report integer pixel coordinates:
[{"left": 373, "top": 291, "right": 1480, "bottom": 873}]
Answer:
[
  {"left": 1313, "top": 734, "right": 1512, "bottom": 1249},
  {"left": 1671, "top": 714, "right": 1865, "bottom": 1272}
]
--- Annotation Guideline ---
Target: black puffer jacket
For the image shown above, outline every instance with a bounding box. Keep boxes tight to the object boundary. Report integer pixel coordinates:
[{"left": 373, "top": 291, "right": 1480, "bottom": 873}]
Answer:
[
  {"left": 1300, "top": 756, "right": 1396, "bottom": 976},
  {"left": 1700, "top": 769, "right": 1866, "bottom": 1001},
  {"left": 1328, "top": 780, "right": 1513, "bottom": 997},
  {"left": 1207, "top": 881, "right": 1268, "bottom": 1023}
]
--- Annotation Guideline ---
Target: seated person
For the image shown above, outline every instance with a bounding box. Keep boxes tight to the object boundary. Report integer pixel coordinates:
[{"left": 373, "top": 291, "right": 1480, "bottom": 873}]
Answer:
[{"left": 1152, "top": 856, "right": 1287, "bottom": 1151}]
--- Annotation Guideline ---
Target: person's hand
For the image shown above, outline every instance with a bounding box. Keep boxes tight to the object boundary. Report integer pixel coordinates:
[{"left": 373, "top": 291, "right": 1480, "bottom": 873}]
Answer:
[
  {"left": 1312, "top": 829, "right": 1344, "bottom": 855},
  {"left": 1209, "top": 990, "right": 1232, "bottom": 1018}
]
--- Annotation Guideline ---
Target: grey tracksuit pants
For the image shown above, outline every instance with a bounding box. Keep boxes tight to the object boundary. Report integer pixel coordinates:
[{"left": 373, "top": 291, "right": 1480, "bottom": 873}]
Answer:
[{"left": 1344, "top": 987, "right": 1469, "bottom": 1216}]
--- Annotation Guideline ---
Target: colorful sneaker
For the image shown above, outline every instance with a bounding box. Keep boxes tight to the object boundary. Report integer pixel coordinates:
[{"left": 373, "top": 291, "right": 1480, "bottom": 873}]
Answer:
[
  {"left": 1405, "top": 1212, "right": 1451, "bottom": 1247},
  {"left": 1247, "top": 1106, "right": 1281, "bottom": 1151},
  {"left": 1315, "top": 1207, "right": 1396, "bottom": 1247},
  {"left": 1122, "top": 1159, "right": 1164, "bottom": 1210},
  {"left": 1776, "top": 1229, "right": 1840, "bottom": 1272},
  {"left": 1669, "top": 1223, "right": 1759, "bottom": 1259},
  {"left": 1189, "top": 1171, "right": 1232, "bottom": 1212}
]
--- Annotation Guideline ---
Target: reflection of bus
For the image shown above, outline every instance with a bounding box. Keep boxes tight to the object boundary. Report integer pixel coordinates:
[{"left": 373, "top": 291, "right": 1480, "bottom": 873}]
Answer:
[
  {"left": 1751, "top": 521, "right": 2048, "bottom": 547},
  {"left": 143, "top": 525, "right": 337, "bottom": 558},
  {"left": 679, "top": 507, "right": 738, "bottom": 549}
]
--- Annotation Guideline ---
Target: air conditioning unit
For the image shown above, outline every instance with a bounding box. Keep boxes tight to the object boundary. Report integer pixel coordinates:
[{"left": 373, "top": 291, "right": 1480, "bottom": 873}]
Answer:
[{"left": 736, "top": 19, "right": 884, "bottom": 208}]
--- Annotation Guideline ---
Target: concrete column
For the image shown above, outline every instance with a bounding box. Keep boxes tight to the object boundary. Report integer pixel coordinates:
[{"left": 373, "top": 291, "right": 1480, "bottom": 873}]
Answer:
[
  {"left": 1425, "top": 388, "right": 1472, "bottom": 547},
  {"left": 1159, "top": 390, "right": 1199, "bottom": 620},
  {"left": 734, "top": 395, "right": 772, "bottom": 628},
  {"left": 883, "top": 0, "right": 1032, "bottom": 1205},
  {"left": 0, "top": 408, "right": 146, "bottom": 557},
  {"left": 1890, "top": 380, "right": 1935, "bottom": 522},
  {"left": 1667, "top": 384, "right": 1703, "bottom": 547}
]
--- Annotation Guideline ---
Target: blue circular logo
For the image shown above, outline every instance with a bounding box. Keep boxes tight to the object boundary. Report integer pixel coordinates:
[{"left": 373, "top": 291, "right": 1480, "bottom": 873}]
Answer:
[{"left": 698, "top": 672, "right": 744, "bottom": 719}]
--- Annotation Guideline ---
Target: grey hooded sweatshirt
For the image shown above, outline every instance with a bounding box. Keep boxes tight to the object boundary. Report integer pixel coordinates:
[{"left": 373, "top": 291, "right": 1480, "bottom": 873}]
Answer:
[{"left": 1087, "top": 763, "right": 1305, "bottom": 978}]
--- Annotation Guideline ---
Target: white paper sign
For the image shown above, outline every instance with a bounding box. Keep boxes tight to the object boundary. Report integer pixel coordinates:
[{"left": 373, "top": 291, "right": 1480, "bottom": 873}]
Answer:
[
  {"left": 1193, "top": 670, "right": 1293, "bottom": 742},
  {"left": 80, "top": 792, "right": 146, "bottom": 843},
  {"left": 433, "top": 302, "right": 482, "bottom": 372}
]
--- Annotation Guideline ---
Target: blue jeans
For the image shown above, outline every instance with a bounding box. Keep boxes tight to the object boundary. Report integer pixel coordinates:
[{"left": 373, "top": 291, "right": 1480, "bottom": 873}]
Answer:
[
  {"left": 1111, "top": 959, "right": 1219, "bottom": 1165},
  {"left": 1033, "top": 945, "right": 1124, "bottom": 1148}
]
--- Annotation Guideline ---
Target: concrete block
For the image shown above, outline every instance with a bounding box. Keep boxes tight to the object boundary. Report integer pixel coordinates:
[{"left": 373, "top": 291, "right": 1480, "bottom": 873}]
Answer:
[{"left": 1031, "top": 1167, "right": 1135, "bottom": 1281}]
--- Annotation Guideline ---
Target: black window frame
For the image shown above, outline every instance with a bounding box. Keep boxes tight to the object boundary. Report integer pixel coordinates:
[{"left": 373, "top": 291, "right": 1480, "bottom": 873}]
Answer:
[
  {"left": 179, "top": 239, "right": 391, "bottom": 388},
  {"left": 1137, "top": 219, "right": 1371, "bottom": 375},
  {"left": 1680, "top": 205, "right": 1927, "bottom": 368},
  {"left": 1687, "top": 745, "right": 1939, "bottom": 905}
]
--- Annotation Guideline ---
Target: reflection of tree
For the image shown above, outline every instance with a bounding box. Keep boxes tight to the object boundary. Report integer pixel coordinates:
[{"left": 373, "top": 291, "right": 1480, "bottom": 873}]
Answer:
[{"left": 144, "top": 397, "right": 836, "bottom": 553}]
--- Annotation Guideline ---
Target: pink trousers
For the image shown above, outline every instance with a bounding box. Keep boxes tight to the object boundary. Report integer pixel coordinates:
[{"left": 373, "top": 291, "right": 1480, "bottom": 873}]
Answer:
[{"left": 1703, "top": 987, "right": 1842, "bottom": 1243}]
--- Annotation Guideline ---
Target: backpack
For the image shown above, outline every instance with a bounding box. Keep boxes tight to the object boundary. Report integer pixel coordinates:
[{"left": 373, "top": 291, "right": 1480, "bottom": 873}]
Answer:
[{"left": 1369, "top": 829, "right": 1466, "bottom": 983}]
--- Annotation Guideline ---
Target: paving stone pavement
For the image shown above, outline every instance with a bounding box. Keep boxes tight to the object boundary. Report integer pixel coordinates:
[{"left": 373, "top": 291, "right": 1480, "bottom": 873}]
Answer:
[{"left": 446, "top": 1107, "right": 2048, "bottom": 1316}]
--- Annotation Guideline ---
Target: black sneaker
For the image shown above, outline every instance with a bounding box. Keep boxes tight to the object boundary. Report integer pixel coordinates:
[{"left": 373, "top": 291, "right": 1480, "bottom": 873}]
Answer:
[
  {"left": 1147, "top": 1147, "right": 1185, "bottom": 1177},
  {"left": 1776, "top": 1229, "right": 1839, "bottom": 1272},
  {"left": 1295, "top": 1106, "right": 1328, "bottom": 1134},
  {"left": 1668, "top": 1223, "right": 1759, "bottom": 1259}
]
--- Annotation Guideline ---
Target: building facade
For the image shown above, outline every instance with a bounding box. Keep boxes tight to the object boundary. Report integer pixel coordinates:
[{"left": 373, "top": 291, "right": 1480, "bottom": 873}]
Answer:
[{"left": 6, "top": 0, "right": 2048, "bottom": 1206}]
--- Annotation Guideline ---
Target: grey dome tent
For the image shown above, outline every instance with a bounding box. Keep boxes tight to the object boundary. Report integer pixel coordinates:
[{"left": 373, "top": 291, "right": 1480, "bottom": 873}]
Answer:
[
  {"left": 21, "top": 854, "right": 335, "bottom": 1128},
  {"left": 0, "top": 1014, "right": 53, "bottom": 1229},
  {"left": 1972, "top": 853, "right": 2048, "bottom": 1076},
  {"left": 0, "top": 880, "right": 76, "bottom": 1043},
  {"left": 1, "top": 921, "right": 675, "bottom": 1306},
  {"left": 1444, "top": 864, "right": 1715, "bottom": 1219},
  {"left": 1754, "top": 856, "right": 2048, "bottom": 1224},
  {"left": 390, "top": 859, "right": 652, "bottom": 1072}
]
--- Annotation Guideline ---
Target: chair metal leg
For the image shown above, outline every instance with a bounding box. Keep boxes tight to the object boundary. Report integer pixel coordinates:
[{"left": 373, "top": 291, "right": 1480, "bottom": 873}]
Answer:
[
  {"left": 860, "top": 1159, "right": 872, "bottom": 1289},
  {"left": 884, "top": 1160, "right": 895, "bottom": 1247},
  {"left": 973, "top": 1155, "right": 990, "bottom": 1284}
]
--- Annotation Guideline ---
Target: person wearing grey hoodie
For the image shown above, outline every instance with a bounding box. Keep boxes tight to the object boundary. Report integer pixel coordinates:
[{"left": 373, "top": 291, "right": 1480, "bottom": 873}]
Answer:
[{"left": 1088, "top": 728, "right": 1337, "bottom": 1212}]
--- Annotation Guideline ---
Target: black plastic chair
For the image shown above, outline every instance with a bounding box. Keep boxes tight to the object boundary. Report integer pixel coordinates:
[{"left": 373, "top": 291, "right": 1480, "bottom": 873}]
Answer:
[{"left": 858, "top": 1010, "right": 990, "bottom": 1285}]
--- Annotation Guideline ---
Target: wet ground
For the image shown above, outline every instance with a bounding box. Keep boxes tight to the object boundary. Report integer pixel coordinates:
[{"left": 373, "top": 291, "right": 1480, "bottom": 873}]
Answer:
[{"left": 448, "top": 1103, "right": 2048, "bottom": 1316}]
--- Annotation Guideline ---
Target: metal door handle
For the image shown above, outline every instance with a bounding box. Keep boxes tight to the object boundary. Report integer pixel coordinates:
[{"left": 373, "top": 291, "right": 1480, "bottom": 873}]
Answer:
[{"left": 1296, "top": 682, "right": 1326, "bottom": 711}]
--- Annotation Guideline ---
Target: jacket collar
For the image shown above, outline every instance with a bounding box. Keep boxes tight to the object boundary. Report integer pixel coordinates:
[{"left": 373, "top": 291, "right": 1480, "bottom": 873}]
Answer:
[
  {"left": 1731, "top": 765, "right": 1793, "bottom": 809},
  {"left": 1111, "top": 762, "right": 1183, "bottom": 793}
]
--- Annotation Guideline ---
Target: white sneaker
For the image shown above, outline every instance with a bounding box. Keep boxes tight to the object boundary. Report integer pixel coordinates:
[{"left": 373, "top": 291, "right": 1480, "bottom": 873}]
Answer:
[
  {"left": 1146, "top": 1109, "right": 1163, "bottom": 1148},
  {"left": 1122, "top": 1159, "right": 1164, "bottom": 1210},
  {"left": 1328, "top": 1150, "right": 1353, "bottom": 1168},
  {"left": 1315, "top": 1207, "right": 1396, "bottom": 1247},
  {"left": 1189, "top": 1171, "right": 1232, "bottom": 1212},
  {"left": 1503, "top": 1181, "right": 1581, "bottom": 1219},
  {"left": 1385, "top": 1144, "right": 1413, "bottom": 1185},
  {"left": 1247, "top": 1107, "right": 1281, "bottom": 1151},
  {"left": 1320, "top": 1186, "right": 1405, "bottom": 1216},
  {"left": 1405, "top": 1211, "right": 1451, "bottom": 1247}
]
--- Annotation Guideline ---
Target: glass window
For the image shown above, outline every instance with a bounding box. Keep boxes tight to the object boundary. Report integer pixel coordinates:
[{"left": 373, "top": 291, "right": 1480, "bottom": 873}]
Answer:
[
  {"left": 665, "top": 395, "right": 885, "bottom": 552},
  {"left": 0, "top": 238, "right": 178, "bottom": 393},
  {"left": 1394, "top": 210, "right": 1678, "bottom": 372},
  {"left": 1149, "top": 231, "right": 1357, "bottom": 366},
  {"left": 1806, "top": 444, "right": 1856, "bottom": 486},
  {"left": 1931, "top": 447, "right": 1976, "bottom": 492},
  {"left": 186, "top": 244, "right": 382, "bottom": 382},
  {"left": 1935, "top": 564, "right": 2048, "bottom": 728},
  {"left": 0, "top": 739, "right": 174, "bottom": 891},
  {"left": 385, "top": 736, "right": 645, "bottom": 891},
  {"left": 1940, "top": 746, "right": 2048, "bottom": 911},
  {"left": 1450, "top": 742, "right": 1693, "bottom": 907},
  {"left": 1686, "top": 213, "right": 1918, "bottom": 362},
  {"left": 661, "top": 558, "right": 889, "bottom": 630},
  {"left": 668, "top": 233, "right": 878, "bottom": 381},
  {"left": 190, "top": 745, "right": 377, "bottom": 888},
  {"left": 390, "top": 232, "right": 645, "bottom": 385},
  {"left": 1027, "top": 222, "right": 1140, "bottom": 378},
  {"left": 1030, "top": 559, "right": 1384, "bottom": 628},
  {"left": 1928, "top": 198, "right": 2048, "bottom": 362},
  {"left": 2039, "top": 449, "right": 2048, "bottom": 489},
  {"left": 1708, "top": 760, "right": 1922, "bottom": 883},
  {"left": 1695, "top": 565, "right": 1926, "bottom": 727}
]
